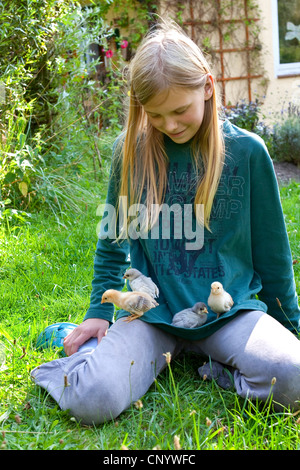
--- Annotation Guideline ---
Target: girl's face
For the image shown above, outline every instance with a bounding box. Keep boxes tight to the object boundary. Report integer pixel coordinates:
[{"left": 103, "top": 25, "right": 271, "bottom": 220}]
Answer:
[{"left": 143, "top": 78, "right": 213, "bottom": 144}]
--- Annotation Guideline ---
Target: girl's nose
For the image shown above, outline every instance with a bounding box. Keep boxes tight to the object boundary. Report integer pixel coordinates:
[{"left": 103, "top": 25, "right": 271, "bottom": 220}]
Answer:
[{"left": 164, "top": 117, "right": 178, "bottom": 133}]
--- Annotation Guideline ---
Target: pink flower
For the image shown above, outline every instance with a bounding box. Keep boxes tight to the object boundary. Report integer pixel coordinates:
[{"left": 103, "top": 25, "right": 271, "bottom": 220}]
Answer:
[
  {"left": 105, "top": 49, "right": 113, "bottom": 58},
  {"left": 120, "top": 40, "right": 128, "bottom": 49}
]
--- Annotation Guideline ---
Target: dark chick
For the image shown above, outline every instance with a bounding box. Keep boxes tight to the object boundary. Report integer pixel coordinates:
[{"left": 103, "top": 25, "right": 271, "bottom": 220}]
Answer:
[{"left": 171, "top": 302, "right": 208, "bottom": 328}]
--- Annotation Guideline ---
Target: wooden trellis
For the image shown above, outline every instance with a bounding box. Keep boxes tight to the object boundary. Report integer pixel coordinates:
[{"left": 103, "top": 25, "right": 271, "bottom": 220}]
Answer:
[
  {"left": 90, "top": 0, "right": 266, "bottom": 106},
  {"left": 161, "top": 0, "right": 265, "bottom": 106}
]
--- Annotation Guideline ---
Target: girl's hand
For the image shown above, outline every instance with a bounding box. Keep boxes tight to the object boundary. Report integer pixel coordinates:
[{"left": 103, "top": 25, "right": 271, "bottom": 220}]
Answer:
[{"left": 63, "top": 318, "right": 109, "bottom": 356}]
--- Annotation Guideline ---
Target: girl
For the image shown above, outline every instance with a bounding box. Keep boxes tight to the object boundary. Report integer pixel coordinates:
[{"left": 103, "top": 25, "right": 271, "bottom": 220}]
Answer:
[{"left": 31, "top": 20, "right": 300, "bottom": 425}]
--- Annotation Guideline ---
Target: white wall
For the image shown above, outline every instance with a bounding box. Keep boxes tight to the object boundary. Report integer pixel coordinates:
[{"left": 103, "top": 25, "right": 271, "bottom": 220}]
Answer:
[{"left": 259, "top": 0, "right": 300, "bottom": 122}]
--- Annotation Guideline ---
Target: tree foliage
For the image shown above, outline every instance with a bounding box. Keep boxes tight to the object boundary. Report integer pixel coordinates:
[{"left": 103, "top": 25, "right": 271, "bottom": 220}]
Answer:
[{"left": 0, "top": 0, "right": 117, "bottom": 224}]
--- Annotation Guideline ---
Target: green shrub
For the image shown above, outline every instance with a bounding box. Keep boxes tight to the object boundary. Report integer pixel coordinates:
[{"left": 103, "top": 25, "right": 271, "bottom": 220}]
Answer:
[
  {"left": 222, "top": 99, "right": 261, "bottom": 132},
  {"left": 223, "top": 100, "right": 300, "bottom": 166},
  {"left": 0, "top": 0, "right": 117, "bottom": 225},
  {"left": 271, "top": 104, "right": 300, "bottom": 166}
]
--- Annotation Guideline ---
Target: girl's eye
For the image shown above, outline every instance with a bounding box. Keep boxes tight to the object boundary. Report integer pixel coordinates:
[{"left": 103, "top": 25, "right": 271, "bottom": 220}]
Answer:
[{"left": 175, "top": 108, "right": 187, "bottom": 115}]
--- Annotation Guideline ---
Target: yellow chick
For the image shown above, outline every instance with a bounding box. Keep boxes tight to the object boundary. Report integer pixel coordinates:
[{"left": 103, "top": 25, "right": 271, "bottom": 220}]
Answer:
[
  {"left": 207, "top": 282, "right": 234, "bottom": 318},
  {"left": 101, "top": 289, "right": 158, "bottom": 322}
]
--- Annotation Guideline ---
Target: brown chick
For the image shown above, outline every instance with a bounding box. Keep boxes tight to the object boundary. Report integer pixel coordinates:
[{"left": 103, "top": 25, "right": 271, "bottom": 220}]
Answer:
[
  {"left": 101, "top": 289, "right": 158, "bottom": 322},
  {"left": 207, "top": 281, "right": 234, "bottom": 318}
]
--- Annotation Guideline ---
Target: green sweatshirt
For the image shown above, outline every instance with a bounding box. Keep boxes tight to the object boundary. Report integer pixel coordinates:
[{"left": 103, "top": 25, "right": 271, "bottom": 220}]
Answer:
[{"left": 84, "top": 120, "right": 300, "bottom": 339}]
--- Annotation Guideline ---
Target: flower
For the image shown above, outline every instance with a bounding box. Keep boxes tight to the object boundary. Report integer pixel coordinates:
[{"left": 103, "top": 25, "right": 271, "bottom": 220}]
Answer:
[
  {"left": 121, "top": 39, "right": 128, "bottom": 49},
  {"left": 105, "top": 49, "right": 113, "bottom": 58},
  {"left": 174, "top": 435, "right": 181, "bottom": 450},
  {"left": 205, "top": 417, "right": 212, "bottom": 426},
  {"left": 163, "top": 352, "right": 171, "bottom": 364}
]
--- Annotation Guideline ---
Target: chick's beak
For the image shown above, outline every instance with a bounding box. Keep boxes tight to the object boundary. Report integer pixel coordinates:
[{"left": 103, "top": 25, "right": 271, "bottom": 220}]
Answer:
[{"left": 202, "top": 307, "right": 208, "bottom": 314}]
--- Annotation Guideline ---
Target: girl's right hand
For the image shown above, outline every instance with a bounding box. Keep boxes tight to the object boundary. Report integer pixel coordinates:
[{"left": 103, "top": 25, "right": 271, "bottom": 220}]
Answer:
[{"left": 63, "top": 318, "right": 109, "bottom": 356}]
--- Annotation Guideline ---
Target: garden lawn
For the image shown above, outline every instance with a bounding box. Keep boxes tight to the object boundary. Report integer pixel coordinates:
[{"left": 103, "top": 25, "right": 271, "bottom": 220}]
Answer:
[{"left": 0, "top": 180, "right": 299, "bottom": 451}]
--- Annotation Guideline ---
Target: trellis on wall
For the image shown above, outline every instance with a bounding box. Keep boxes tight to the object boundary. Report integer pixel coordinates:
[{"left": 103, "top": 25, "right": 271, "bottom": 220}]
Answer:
[{"left": 160, "top": 0, "right": 267, "bottom": 106}]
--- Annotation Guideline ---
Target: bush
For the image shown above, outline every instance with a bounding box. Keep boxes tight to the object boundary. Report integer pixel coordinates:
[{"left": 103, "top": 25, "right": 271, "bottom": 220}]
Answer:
[
  {"left": 271, "top": 104, "right": 300, "bottom": 166},
  {"left": 223, "top": 100, "right": 300, "bottom": 166},
  {"left": 222, "top": 99, "right": 273, "bottom": 153},
  {"left": 0, "top": 0, "right": 121, "bottom": 225},
  {"left": 222, "top": 99, "right": 261, "bottom": 132}
]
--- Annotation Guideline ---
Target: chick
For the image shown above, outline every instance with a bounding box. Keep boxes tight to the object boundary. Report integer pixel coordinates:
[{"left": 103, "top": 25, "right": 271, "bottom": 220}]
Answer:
[
  {"left": 123, "top": 268, "right": 159, "bottom": 299},
  {"left": 207, "top": 282, "right": 234, "bottom": 318},
  {"left": 101, "top": 289, "right": 158, "bottom": 322},
  {"left": 171, "top": 302, "right": 208, "bottom": 329}
]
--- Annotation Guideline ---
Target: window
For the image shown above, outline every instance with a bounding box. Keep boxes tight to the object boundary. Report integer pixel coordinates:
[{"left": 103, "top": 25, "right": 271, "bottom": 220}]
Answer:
[{"left": 272, "top": 0, "right": 300, "bottom": 77}]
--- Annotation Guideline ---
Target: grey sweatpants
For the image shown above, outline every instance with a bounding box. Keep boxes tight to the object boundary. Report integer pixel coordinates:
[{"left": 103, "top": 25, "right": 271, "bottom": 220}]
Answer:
[{"left": 31, "top": 310, "right": 300, "bottom": 425}]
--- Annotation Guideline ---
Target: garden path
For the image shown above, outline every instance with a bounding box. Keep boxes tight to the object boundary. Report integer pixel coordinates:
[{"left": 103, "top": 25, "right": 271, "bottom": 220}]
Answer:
[{"left": 274, "top": 162, "right": 300, "bottom": 184}]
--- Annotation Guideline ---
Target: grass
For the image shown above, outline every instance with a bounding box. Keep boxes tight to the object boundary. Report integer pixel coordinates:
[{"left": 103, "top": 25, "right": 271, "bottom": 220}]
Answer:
[{"left": 0, "top": 170, "right": 299, "bottom": 450}]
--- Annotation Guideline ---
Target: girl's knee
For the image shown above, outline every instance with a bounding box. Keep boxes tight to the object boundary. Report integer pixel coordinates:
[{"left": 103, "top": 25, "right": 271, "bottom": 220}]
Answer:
[
  {"left": 271, "top": 362, "right": 300, "bottom": 410},
  {"left": 61, "top": 376, "right": 130, "bottom": 425},
  {"left": 234, "top": 356, "right": 300, "bottom": 410}
]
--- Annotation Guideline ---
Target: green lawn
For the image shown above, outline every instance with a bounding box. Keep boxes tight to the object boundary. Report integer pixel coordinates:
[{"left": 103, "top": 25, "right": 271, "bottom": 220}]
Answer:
[{"left": 0, "top": 176, "right": 299, "bottom": 450}]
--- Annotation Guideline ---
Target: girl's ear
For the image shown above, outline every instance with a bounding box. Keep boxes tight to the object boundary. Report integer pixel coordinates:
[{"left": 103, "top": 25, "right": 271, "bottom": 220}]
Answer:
[{"left": 204, "top": 74, "right": 214, "bottom": 101}]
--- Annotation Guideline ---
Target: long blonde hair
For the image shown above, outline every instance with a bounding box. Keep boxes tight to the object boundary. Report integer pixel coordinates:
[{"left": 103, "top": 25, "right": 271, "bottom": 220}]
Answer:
[{"left": 117, "top": 20, "right": 224, "bottom": 235}]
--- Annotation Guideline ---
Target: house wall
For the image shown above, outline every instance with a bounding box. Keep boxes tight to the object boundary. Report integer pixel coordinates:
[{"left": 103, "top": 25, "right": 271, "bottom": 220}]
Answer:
[
  {"left": 259, "top": 0, "right": 300, "bottom": 122},
  {"left": 80, "top": 0, "right": 300, "bottom": 122},
  {"left": 157, "top": 0, "right": 300, "bottom": 122}
]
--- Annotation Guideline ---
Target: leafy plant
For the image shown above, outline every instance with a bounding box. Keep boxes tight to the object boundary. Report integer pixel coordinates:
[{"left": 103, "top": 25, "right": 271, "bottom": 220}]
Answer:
[
  {"left": 0, "top": 0, "right": 119, "bottom": 225},
  {"left": 222, "top": 99, "right": 261, "bottom": 132},
  {"left": 222, "top": 100, "right": 300, "bottom": 166},
  {"left": 271, "top": 104, "right": 300, "bottom": 166}
]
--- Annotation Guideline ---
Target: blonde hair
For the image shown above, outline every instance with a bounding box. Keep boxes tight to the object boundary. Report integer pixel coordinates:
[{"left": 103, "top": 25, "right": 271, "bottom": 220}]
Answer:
[{"left": 117, "top": 20, "right": 224, "bottom": 234}]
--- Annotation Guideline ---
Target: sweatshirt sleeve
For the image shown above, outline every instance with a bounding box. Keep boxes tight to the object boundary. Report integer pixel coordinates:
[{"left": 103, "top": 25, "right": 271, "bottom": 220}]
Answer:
[
  {"left": 84, "top": 137, "right": 130, "bottom": 322},
  {"left": 249, "top": 136, "right": 300, "bottom": 332}
]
